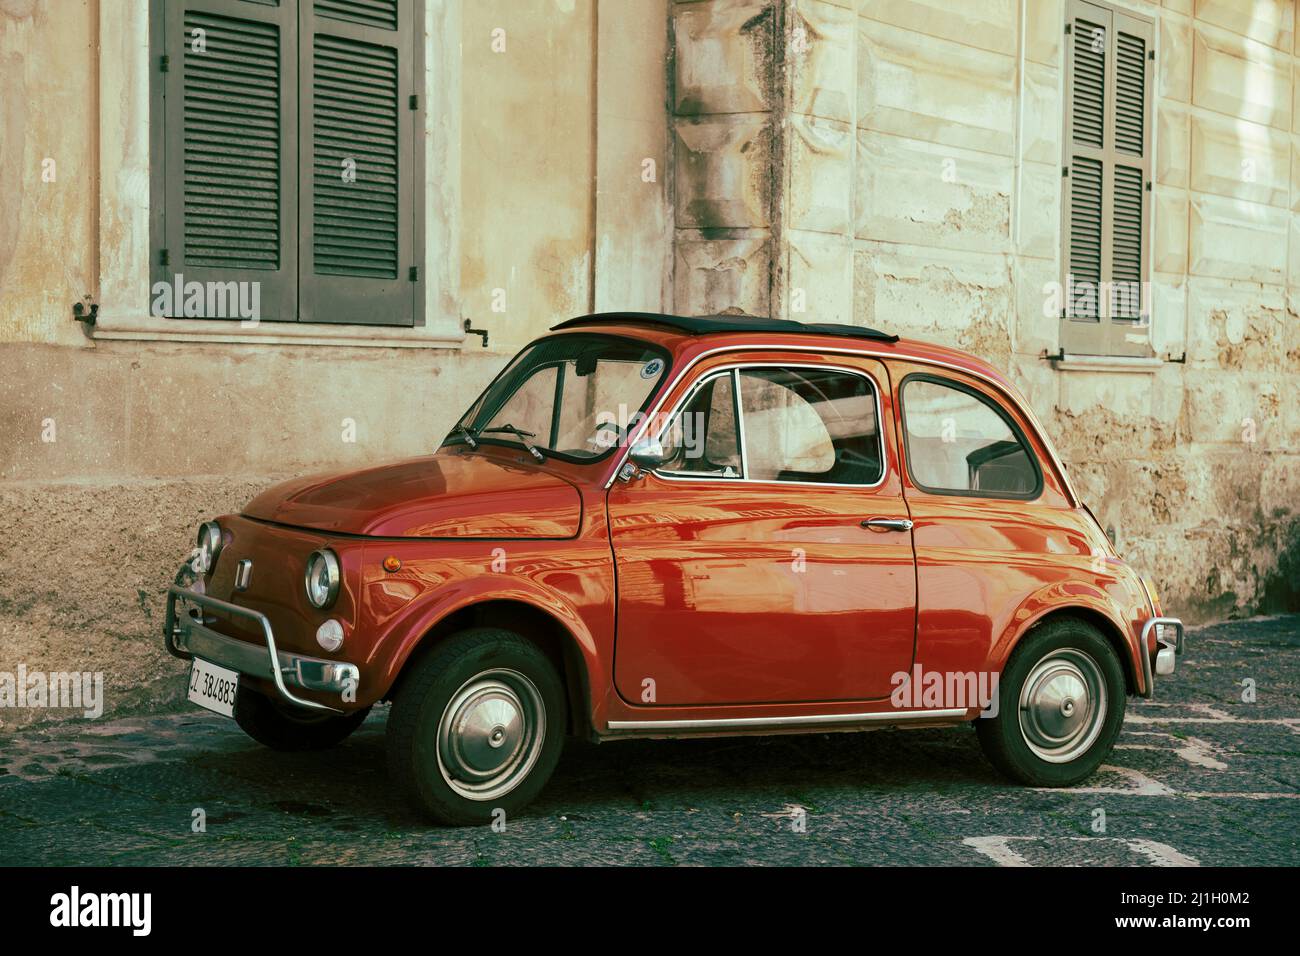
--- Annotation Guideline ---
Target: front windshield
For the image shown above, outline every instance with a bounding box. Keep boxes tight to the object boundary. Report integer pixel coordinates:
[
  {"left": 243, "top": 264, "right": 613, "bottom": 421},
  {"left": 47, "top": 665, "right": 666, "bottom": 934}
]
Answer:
[{"left": 449, "top": 333, "right": 670, "bottom": 461}]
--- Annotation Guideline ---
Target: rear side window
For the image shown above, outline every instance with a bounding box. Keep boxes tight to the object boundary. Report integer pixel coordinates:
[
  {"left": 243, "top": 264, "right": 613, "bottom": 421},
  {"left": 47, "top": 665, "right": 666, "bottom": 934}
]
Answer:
[{"left": 901, "top": 376, "right": 1041, "bottom": 498}]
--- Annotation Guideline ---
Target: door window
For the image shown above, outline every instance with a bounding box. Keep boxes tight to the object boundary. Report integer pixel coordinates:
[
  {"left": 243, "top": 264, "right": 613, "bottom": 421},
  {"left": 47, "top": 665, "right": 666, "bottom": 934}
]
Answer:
[
  {"left": 901, "top": 376, "right": 1041, "bottom": 497},
  {"left": 656, "top": 366, "right": 883, "bottom": 486},
  {"left": 738, "top": 367, "right": 882, "bottom": 485}
]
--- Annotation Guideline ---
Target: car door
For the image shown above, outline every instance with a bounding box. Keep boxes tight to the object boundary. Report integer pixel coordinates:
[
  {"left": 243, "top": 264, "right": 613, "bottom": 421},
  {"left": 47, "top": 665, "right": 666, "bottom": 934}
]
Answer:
[
  {"left": 891, "top": 364, "right": 1078, "bottom": 678},
  {"left": 606, "top": 353, "right": 917, "bottom": 706}
]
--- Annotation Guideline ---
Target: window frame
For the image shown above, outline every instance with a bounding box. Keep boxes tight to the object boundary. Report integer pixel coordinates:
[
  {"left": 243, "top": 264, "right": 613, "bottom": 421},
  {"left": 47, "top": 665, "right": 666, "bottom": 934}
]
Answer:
[
  {"left": 148, "top": 0, "right": 426, "bottom": 328},
  {"left": 898, "top": 372, "right": 1045, "bottom": 502},
  {"left": 655, "top": 368, "right": 745, "bottom": 480},
  {"left": 1058, "top": 0, "right": 1156, "bottom": 359},
  {"left": 650, "top": 362, "right": 889, "bottom": 490}
]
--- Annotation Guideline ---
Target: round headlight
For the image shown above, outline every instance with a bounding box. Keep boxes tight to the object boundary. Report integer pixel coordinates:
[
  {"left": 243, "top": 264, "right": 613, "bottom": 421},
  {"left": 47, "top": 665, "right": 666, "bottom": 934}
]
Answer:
[
  {"left": 304, "top": 549, "right": 341, "bottom": 609},
  {"left": 195, "top": 521, "right": 223, "bottom": 573}
]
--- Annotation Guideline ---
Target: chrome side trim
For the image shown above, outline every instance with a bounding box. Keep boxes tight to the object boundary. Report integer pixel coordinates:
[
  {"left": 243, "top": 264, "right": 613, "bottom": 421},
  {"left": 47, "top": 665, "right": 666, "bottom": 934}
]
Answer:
[
  {"left": 607, "top": 707, "right": 968, "bottom": 732},
  {"left": 165, "top": 580, "right": 351, "bottom": 713},
  {"left": 603, "top": 342, "right": 1080, "bottom": 507}
]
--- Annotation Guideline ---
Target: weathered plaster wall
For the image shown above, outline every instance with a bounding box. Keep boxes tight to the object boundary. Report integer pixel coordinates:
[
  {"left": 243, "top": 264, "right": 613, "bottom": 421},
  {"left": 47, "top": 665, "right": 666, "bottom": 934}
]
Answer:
[
  {"left": 0, "top": 0, "right": 95, "bottom": 348},
  {"left": 459, "top": 0, "right": 598, "bottom": 352},
  {"left": 671, "top": 0, "right": 1300, "bottom": 621},
  {"left": 0, "top": 0, "right": 671, "bottom": 727}
]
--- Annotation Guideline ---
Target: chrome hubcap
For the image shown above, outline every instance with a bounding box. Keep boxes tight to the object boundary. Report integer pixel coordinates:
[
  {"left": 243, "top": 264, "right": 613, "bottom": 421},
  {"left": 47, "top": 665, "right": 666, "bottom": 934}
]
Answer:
[
  {"left": 436, "top": 669, "right": 545, "bottom": 801},
  {"left": 1018, "top": 648, "right": 1106, "bottom": 763}
]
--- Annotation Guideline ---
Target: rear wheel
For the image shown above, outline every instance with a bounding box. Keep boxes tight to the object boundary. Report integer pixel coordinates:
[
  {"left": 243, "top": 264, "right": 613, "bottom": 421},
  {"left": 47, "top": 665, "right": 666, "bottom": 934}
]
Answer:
[
  {"left": 233, "top": 687, "right": 370, "bottom": 751},
  {"left": 977, "top": 617, "right": 1126, "bottom": 786},
  {"left": 386, "top": 628, "right": 566, "bottom": 826}
]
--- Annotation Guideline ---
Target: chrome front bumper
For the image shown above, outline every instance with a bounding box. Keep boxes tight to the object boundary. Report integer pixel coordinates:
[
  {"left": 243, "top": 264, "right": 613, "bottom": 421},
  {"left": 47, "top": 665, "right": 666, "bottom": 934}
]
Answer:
[
  {"left": 1138, "top": 616, "right": 1185, "bottom": 698},
  {"left": 164, "top": 580, "right": 357, "bottom": 714}
]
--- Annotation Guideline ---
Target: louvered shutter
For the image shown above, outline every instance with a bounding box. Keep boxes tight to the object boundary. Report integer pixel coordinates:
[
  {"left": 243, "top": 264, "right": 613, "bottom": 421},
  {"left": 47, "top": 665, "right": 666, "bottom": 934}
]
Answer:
[
  {"left": 298, "top": 0, "right": 417, "bottom": 325},
  {"left": 1060, "top": 0, "right": 1154, "bottom": 357},
  {"left": 155, "top": 0, "right": 297, "bottom": 321}
]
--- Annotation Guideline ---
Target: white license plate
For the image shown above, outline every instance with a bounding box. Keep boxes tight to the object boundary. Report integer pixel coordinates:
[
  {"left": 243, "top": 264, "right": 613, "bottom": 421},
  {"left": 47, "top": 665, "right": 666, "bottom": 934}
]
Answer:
[{"left": 188, "top": 657, "right": 240, "bottom": 718}]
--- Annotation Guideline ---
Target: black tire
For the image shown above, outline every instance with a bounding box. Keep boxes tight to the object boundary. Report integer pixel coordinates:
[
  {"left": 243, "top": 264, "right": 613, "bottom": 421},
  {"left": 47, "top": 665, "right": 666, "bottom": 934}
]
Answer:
[
  {"left": 233, "top": 687, "right": 371, "bottom": 752},
  {"left": 384, "top": 632, "right": 569, "bottom": 827},
  {"left": 977, "top": 617, "right": 1126, "bottom": 787},
  {"left": 386, "top": 627, "right": 566, "bottom": 826}
]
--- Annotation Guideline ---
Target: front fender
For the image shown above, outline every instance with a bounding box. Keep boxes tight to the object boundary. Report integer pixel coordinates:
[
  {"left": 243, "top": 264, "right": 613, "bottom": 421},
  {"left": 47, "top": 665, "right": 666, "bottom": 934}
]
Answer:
[{"left": 357, "top": 542, "right": 611, "bottom": 707}]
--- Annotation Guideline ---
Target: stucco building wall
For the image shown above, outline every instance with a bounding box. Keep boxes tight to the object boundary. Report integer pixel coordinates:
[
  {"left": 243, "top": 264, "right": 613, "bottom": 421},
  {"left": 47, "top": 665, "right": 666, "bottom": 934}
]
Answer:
[
  {"left": 670, "top": 0, "right": 1300, "bottom": 619},
  {"left": 0, "top": 0, "right": 672, "bottom": 727},
  {"left": 0, "top": 0, "right": 1295, "bottom": 727}
]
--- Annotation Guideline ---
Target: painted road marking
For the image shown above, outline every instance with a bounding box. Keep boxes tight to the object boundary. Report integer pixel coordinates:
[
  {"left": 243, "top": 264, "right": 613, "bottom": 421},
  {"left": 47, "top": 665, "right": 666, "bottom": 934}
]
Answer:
[
  {"left": 962, "top": 835, "right": 1201, "bottom": 867},
  {"left": 1118, "top": 731, "right": 1229, "bottom": 770}
]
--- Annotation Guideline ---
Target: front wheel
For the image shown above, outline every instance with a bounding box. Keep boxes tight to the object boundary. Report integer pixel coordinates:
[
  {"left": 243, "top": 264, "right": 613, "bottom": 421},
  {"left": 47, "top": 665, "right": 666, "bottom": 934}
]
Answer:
[
  {"left": 977, "top": 617, "right": 1126, "bottom": 787},
  {"left": 386, "top": 628, "right": 566, "bottom": 825}
]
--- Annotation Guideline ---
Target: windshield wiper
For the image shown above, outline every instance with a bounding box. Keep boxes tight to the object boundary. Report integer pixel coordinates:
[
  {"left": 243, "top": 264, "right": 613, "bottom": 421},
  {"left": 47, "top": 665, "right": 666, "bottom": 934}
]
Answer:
[
  {"left": 480, "top": 424, "right": 546, "bottom": 462},
  {"left": 449, "top": 423, "right": 479, "bottom": 449}
]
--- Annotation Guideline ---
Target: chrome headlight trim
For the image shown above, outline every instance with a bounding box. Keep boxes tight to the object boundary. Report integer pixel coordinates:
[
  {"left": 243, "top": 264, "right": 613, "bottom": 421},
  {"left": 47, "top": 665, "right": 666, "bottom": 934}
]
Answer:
[
  {"left": 304, "top": 549, "right": 341, "bottom": 609},
  {"left": 196, "top": 521, "right": 223, "bottom": 573}
]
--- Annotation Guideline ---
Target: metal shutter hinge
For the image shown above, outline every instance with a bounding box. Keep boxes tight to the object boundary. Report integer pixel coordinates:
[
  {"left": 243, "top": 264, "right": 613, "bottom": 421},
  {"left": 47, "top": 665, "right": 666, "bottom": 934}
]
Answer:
[
  {"left": 1064, "top": 23, "right": 1072, "bottom": 35},
  {"left": 409, "top": 94, "right": 418, "bottom": 110},
  {"left": 1062, "top": 166, "right": 1069, "bottom": 177},
  {"left": 160, "top": 54, "right": 169, "bottom": 73},
  {"left": 409, "top": 266, "right": 418, "bottom": 281},
  {"left": 159, "top": 248, "right": 170, "bottom": 266}
]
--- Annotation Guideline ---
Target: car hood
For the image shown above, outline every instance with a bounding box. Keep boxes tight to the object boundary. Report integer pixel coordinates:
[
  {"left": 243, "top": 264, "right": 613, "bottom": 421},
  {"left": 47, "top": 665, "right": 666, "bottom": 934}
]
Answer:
[{"left": 242, "top": 452, "right": 583, "bottom": 538}]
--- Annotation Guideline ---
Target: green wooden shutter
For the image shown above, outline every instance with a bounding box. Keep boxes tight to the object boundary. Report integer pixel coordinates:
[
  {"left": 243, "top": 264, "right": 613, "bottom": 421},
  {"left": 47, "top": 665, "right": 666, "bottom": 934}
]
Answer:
[
  {"left": 1060, "top": 0, "right": 1154, "bottom": 357},
  {"left": 298, "top": 0, "right": 417, "bottom": 326},
  {"left": 1109, "top": 19, "right": 1150, "bottom": 330},
  {"left": 155, "top": 0, "right": 297, "bottom": 321}
]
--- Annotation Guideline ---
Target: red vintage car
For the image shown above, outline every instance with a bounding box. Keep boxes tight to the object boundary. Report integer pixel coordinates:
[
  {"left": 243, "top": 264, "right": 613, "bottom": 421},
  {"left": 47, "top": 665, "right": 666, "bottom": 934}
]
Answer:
[{"left": 165, "top": 312, "right": 1185, "bottom": 825}]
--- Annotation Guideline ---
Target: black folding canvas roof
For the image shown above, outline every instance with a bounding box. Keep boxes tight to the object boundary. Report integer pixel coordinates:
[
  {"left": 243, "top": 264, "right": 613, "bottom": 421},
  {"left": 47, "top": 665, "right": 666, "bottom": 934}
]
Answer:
[{"left": 551, "top": 312, "right": 899, "bottom": 343}]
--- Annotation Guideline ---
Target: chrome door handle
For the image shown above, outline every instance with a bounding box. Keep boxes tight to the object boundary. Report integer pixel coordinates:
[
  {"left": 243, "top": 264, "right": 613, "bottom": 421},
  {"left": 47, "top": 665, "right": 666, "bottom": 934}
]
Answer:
[{"left": 861, "top": 518, "right": 913, "bottom": 532}]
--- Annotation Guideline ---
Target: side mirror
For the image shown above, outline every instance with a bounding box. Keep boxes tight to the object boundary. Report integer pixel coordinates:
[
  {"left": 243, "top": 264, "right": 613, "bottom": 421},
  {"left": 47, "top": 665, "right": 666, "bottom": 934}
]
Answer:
[{"left": 628, "top": 437, "right": 670, "bottom": 470}]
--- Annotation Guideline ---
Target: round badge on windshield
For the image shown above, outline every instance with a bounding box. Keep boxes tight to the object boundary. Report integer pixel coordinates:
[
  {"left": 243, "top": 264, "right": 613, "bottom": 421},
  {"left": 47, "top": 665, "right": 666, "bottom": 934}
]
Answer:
[{"left": 640, "top": 359, "right": 663, "bottom": 379}]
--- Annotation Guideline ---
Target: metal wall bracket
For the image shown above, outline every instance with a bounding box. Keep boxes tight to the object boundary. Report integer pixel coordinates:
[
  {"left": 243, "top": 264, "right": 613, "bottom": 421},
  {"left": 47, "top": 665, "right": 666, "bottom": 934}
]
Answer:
[
  {"left": 72, "top": 298, "right": 98, "bottom": 327},
  {"left": 463, "top": 319, "right": 489, "bottom": 348}
]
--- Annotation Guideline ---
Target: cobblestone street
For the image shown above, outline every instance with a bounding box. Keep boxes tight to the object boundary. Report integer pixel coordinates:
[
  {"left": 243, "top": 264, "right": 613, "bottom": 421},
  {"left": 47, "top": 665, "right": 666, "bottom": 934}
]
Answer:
[{"left": 1, "top": 616, "right": 1296, "bottom": 866}]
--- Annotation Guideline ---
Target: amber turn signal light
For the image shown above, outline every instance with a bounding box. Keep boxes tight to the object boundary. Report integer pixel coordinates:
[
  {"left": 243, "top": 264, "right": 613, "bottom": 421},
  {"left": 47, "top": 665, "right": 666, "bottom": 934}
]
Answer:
[{"left": 383, "top": 555, "right": 402, "bottom": 573}]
